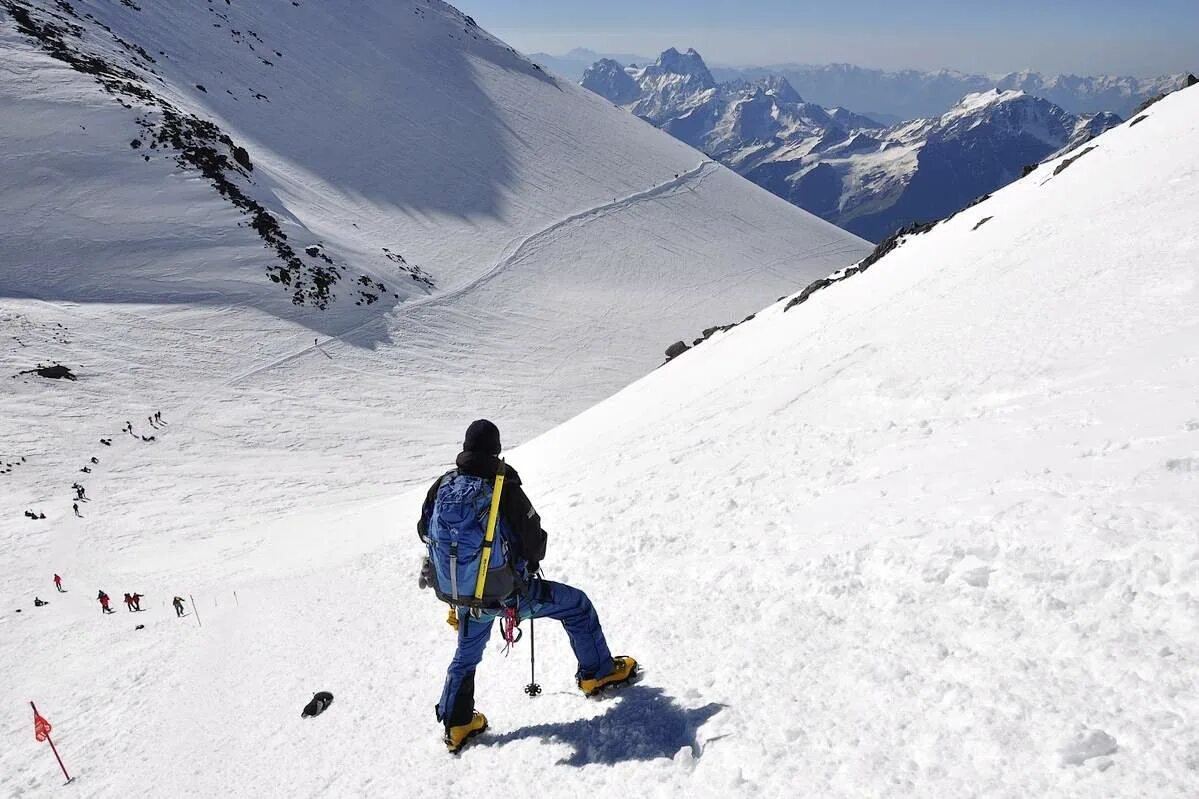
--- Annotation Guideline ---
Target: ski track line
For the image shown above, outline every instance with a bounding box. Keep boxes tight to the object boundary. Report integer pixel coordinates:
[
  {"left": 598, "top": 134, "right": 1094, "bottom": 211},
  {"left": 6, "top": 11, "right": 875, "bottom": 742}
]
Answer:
[{"left": 217, "top": 160, "right": 720, "bottom": 389}]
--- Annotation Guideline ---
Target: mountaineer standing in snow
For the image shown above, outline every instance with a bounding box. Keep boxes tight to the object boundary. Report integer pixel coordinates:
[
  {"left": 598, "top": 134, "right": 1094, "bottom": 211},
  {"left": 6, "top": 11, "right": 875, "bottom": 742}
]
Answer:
[
  {"left": 172, "top": 596, "right": 186, "bottom": 617},
  {"left": 98, "top": 590, "right": 114, "bottom": 614},
  {"left": 53, "top": 574, "right": 63, "bottom": 592},
  {"left": 418, "top": 419, "right": 637, "bottom": 753}
]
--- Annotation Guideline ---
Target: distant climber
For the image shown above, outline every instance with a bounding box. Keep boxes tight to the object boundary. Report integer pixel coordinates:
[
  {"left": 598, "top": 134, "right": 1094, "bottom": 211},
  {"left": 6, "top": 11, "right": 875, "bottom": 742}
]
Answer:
[
  {"left": 100, "top": 438, "right": 112, "bottom": 446},
  {"left": 154, "top": 411, "right": 164, "bottom": 424},
  {"left": 418, "top": 419, "right": 637, "bottom": 753},
  {"left": 80, "top": 466, "right": 91, "bottom": 474},
  {"left": 123, "top": 593, "right": 135, "bottom": 612},
  {"left": 172, "top": 596, "right": 186, "bottom": 617},
  {"left": 34, "top": 597, "right": 48, "bottom": 607},
  {"left": 73, "top": 503, "right": 81, "bottom": 517},
  {"left": 53, "top": 574, "right": 63, "bottom": 592},
  {"left": 131, "top": 593, "right": 143, "bottom": 611},
  {"left": 98, "top": 590, "right": 114, "bottom": 614},
  {"left": 90, "top": 456, "right": 99, "bottom": 464},
  {"left": 125, "top": 421, "right": 134, "bottom": 435},
  {"left": 141, "top": 435, "right": 156, "bottom": 442}
]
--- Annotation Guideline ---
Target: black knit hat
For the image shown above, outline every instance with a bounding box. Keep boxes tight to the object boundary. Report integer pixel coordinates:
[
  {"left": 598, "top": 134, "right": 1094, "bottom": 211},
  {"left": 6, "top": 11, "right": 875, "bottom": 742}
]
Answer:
[{"left": 464, "top": 419, "right": 502, "bottom": 455}]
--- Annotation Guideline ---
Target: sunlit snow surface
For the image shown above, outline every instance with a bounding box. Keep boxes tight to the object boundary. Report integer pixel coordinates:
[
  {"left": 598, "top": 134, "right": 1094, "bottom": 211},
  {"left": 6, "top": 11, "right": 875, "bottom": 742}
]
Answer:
[{"left": 2, "top": 1, "right": 1198, "bottom": 796}]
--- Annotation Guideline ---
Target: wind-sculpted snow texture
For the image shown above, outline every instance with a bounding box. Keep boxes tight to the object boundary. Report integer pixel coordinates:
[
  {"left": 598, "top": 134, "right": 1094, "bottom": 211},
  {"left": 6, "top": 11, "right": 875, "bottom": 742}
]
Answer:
[{"left": 0, "top": 48, "right": 1195, "bottom": 794}]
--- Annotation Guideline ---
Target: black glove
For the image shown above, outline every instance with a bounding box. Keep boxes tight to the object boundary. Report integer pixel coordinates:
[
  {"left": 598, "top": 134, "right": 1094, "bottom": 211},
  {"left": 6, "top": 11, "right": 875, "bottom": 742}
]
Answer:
[{"left": 418, "top": 557, "right": 435, "bottom": 590}]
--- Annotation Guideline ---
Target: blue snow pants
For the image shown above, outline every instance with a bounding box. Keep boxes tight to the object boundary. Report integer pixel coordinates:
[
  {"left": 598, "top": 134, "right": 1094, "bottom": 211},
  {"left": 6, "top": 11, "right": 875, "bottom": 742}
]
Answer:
[{"left": 436, "top": 579, "right": 613, "bottom": 728}]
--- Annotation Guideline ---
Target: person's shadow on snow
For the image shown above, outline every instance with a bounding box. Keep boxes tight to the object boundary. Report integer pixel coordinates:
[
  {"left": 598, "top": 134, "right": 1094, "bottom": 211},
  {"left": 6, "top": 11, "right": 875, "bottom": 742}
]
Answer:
[{"left": 480, "top": 684, "right": 723, "bottom": 766}]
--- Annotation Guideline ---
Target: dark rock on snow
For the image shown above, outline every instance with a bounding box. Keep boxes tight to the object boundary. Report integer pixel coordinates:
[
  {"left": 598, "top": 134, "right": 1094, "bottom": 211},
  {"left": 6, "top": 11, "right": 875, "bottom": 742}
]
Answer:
[{"left": 664, "top": 341, "right": 690, "bottom": 361}]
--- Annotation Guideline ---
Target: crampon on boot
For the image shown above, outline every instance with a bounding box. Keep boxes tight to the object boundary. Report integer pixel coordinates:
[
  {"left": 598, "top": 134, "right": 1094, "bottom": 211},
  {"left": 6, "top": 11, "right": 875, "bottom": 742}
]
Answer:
[
  {"left": 578, "top": 656, "right": 638, "bottom": 697},
  {"left": 444, "top": 711, "right": 487, "bottom": 754}
]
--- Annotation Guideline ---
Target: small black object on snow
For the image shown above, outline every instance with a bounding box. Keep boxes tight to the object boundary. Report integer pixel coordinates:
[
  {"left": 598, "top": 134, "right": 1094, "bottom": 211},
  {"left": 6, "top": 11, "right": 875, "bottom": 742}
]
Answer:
[
  {"left": 301, "top": 691, "right": 334, "bottom": 718},
  {"left": 135, "top": 624, "right": 145, "bottom": 630}
]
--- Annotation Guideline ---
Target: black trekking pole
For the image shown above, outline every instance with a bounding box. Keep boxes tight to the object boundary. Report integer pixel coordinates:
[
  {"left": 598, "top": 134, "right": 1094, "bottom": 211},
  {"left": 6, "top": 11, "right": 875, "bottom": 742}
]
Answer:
[{"left": 524, "top": 616, "right": 541, "bottom": 697}]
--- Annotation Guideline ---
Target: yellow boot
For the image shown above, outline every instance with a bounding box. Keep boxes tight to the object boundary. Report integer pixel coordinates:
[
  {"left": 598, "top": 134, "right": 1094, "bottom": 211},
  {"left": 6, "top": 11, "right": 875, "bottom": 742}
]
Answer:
[
  {"left": 578, "top": 656, "right": 638, "bottom": 696},
  {"left": 444, "top": 711, "right": 487, "bottom": 753}
]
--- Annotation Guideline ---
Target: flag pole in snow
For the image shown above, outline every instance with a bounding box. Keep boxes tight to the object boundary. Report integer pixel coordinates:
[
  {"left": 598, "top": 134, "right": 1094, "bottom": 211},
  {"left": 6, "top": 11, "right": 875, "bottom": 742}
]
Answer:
[
  {"left": 30, "top": 702, "right": 73, "bottom": 784},
  {"left": 189, "top": 593, "right": 202, "bottom": 627}
]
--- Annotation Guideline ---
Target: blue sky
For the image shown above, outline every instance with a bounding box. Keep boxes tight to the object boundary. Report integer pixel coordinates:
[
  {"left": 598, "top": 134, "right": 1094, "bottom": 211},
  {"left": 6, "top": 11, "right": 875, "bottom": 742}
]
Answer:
[{"left": 459, "top": 0, "right": 1198, "bottom": 76}]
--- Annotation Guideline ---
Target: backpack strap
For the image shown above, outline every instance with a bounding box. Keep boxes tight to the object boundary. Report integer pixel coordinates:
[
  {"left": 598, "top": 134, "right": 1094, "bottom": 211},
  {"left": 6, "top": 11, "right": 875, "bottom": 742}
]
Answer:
[
  {"left": 437, "top": 470, "right": 462, "bottom": 603},
  {"left": 472, "top": 461, "right": 507, "bottom": 602}
]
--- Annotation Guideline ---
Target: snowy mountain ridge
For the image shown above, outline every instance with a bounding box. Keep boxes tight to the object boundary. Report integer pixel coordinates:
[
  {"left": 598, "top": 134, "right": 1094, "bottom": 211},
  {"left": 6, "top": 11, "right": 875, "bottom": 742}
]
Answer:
[
  {"left": 710, "top": 61, "right": 1192, "bottom": 120},
  {"left": 585, "top": 50, "right": 1124, "bottom": 241}
]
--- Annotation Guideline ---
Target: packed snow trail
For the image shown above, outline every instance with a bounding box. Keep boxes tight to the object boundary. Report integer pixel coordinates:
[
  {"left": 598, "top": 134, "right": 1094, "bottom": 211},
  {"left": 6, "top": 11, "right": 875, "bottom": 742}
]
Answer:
[{"left": 215, "top": 160, "right": 721, "bottom": 389}]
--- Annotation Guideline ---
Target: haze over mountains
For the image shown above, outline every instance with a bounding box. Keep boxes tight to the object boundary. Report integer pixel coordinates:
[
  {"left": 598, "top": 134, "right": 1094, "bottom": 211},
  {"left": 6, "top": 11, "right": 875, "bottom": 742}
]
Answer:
[
  {"left": 710, "top": 64, "right": 1189, "bottom": 122},
  {"left": 529, "top": 47, "right": 653, "bottom": 84},
  {"left": 584, "top": 48, "right": 1130, "bottom": 241},
  {"left": 536, "top": 47, "right": 1188, "bottom": 121}
]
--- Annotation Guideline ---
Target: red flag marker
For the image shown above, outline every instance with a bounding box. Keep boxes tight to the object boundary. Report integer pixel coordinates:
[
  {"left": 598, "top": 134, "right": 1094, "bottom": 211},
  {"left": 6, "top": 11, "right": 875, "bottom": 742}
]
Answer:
[{"left": 30, "top": 702, "right": 73, "bottom": 784}]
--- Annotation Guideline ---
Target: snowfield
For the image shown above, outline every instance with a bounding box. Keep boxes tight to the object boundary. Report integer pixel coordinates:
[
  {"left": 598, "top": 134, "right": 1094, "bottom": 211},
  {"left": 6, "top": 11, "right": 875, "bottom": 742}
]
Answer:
[
  {"left": 0, "top": 0, "right": 865, "bottom": 566},
  {"left": 2, "top": 1, "right": 1198, "bottom": 797}
]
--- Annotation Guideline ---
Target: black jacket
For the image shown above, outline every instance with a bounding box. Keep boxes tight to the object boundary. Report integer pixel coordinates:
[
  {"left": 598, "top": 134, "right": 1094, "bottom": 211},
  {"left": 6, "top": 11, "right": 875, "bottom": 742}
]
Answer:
[{"left": 417, "top": 452, "right": 547, "bottom": 573}]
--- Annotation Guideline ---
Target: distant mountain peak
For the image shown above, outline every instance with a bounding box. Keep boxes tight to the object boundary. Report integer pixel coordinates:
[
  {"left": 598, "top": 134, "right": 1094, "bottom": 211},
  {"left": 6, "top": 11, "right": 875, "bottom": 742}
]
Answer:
[
  {"left": 757, "top": 75, "right": 803, "bottom": 104},
  {"left": 581, "top": 58, "right": 641, "bottom": 105},
  {"left": 654, "top": 47, "right": 714, "bottom": 84},
  {"left": 955, "top": 88, "right": 1027, "bottom": 111}
]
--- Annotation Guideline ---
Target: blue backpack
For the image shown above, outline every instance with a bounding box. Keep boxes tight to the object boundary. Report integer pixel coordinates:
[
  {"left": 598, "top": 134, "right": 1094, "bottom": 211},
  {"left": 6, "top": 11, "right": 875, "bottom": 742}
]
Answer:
[{"left": 426, "top": 469, "right": 521, "bottom": 608}]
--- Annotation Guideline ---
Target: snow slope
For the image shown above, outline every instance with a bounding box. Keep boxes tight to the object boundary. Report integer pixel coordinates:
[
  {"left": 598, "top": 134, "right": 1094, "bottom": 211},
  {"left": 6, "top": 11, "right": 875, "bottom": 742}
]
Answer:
[
  {"left": 0, "top": 0, "right": 867, "bottom": 534},
  {"left": 1, "top": 2, "right": 866, "bottom": 790},
  {"left": 2, "top": 47, "right": 1196, "bottom": 798},
  {"left": 511, "top": 83, "right": 1199, "bottom": 795}
]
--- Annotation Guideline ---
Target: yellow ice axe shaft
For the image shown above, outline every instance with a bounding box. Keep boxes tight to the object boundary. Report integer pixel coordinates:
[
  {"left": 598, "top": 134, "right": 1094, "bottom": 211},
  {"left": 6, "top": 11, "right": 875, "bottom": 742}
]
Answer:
[{"left": 473, "top": 464, "right": 506, "bottom": 601}]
